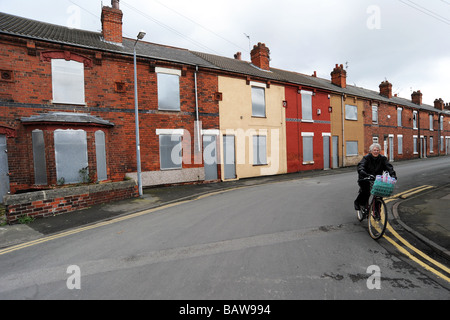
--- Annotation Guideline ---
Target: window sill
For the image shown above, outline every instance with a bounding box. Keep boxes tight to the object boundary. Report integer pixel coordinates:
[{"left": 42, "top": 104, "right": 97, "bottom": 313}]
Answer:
[
  {"left": 252, "top": 115, "right": 266, "bottom": 119},
  {"left": 158, "top": 108, "right": 181, "bottom": 112},
  {"left": 302, "top": 161, "right": 315, "bottom": 165},
  {"left": 52, "top": 100, "right": 86, "bottom": 106},
  {"left": 160, "top": 167, "right": 182, "bottom": 171}
]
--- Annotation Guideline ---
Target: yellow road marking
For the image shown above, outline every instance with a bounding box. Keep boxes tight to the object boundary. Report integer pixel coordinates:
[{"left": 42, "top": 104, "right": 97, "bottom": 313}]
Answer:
[
  {"left": 383, "top": 234, "right": 450, "bottom": 283},
  {"left": 0, "top": 200, "right": 192, "bottom": 256},
  {"left": 0, "top": 186, "right": 251, "bottom": 257},
  {"left": 385, "top": 185, "right": 434, "bottom": 200},
  {"left": 382, "top": 187, "right": 450, "bottom": 283}
]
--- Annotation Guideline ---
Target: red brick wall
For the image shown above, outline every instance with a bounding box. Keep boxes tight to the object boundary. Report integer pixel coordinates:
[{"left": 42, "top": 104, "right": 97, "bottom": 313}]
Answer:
[
  {"left": 363, "top": 100, "right": 447, "bottom": 160},
  {"left": 5, "top": 181, "right": 138, "bottom": 223},
  {"left": 0, "top": 35, "right": 220, "bottom": 194}
]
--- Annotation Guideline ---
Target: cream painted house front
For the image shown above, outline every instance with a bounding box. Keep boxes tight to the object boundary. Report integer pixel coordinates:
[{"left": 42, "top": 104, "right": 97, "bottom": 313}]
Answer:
[{"left": 218, "top": 76, "right": 287, "bottom": 180}]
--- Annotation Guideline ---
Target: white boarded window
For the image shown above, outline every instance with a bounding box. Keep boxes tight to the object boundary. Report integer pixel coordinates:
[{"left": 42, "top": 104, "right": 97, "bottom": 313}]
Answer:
[
  {"left": 413, "top": 111, "right": 418, "bottom": 129},
  {"left": 253, "top": 135, "right": 267, "bottom": 165},
  {"left": 413, "top": 136, "right": 418, "bottom": 154},
  {"left": 430, "top": 136, "right": 434, "bottom": 153},
  {"left": 372, "top": 105, "right": 378, "bottom": 123},
  {"left": 159, "top": 134, "right": 182, "bottom": 170},
  {"left": 95, "top": 130, "right": 107, "bottom": 181},
  {"left": 32, "top": 129, "right": 47, "bottom": 185},
  {"left": 54, "top": 129, "right": 88, "bottom": 184},
  {"left": 301, "top": 91, "right": 313, "bottom": 121},
  {"left": 251, "top": 86, "right": 266, "bottom": 117},
  {"left": 397, "top": 135, "right": 403, "bottom": 154},
  {"left": 157, "top": 68, "right": 181, "bottom": 111},
  {"left": 51, "top": 59, "right": 85, "bottom": 105},
  {"left": 346, "top": 141, "right": 358, "bottom": 156},
  {"left": 302, "top": 132, "right": 314, "bottom": 163},
  {"left": 345, "top": 105, "right": 358, "bottom": 120}
]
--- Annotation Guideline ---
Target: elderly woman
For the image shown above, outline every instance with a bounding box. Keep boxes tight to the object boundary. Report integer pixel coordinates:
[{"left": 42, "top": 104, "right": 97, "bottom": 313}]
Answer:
[{"left": 354, "top": 143, "right": 397, "bottom": 220}]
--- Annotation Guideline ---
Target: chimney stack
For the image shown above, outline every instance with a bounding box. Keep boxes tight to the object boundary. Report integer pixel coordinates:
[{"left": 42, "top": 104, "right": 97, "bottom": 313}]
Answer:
[
  {"left": 234, "top": 52, "right": 242, "bottom": 60},
  {"left": 411, "top": 90, "right": 422, "bottom": 105},
  {"left": 250, "top": 43, "right": 270, "bottom": 71},
  {"left": 101, "top": 0, "right": 123, "bottom": 44},
  {"left": 330, "top": 64, "right": 347, "bottom": 88},
  {"left": 379, "top": 80, "right": 392, "bottom": 99},
  {"left": 434, "top": 98, "right": 444, "bottom": 111}
]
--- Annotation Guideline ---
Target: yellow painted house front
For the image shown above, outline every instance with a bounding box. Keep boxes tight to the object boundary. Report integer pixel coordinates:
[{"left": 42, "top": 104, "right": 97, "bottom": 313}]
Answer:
[{"left": 218, "top": 76, "right": 287, "bottom": 180}]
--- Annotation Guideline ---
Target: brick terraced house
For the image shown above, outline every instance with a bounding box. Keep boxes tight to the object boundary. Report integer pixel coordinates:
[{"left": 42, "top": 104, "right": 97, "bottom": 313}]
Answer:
[{"left": 0, "top": 2, "right": 221, "bottom": 221}]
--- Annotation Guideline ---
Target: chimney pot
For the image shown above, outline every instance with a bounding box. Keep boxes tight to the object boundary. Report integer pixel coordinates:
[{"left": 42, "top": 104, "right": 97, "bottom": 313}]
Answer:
[
  {"left": 411, "top": 90, "right": 423, "bottom": 105},
  {"left": 250, "top": 42, "right": 270, "bottom": 70},
  {"left": 379, "top": 80, "right": 393, "bottom": 99},
  {"left": 434, "top": 98, "right": 444, "bottom": 110},
  {"left": 234, "top": 52, "right": 242, "bottom": 60},
  {"left": 330, "top": 63, "right": 347, "bottom": 88},
  {"left": 101, "top": 1, "right": 123, "bottom": 43}
]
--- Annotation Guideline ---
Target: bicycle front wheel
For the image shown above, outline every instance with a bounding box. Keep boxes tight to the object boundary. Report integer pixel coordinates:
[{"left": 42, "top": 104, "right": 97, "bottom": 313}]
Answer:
[{"left": 367, "top": 198, "right": 388, "bottom": 240}]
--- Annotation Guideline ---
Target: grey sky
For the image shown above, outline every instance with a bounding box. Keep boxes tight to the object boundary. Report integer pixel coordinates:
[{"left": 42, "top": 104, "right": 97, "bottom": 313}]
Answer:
[{"left": 1, "top": 0, "right": 449, "bottom": 105}]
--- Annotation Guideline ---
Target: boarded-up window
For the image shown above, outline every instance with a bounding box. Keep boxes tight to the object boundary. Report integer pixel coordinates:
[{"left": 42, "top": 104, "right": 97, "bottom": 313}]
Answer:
[
  {"left": 159, "top": 134, "right": 182, "bottom": 170},
  {"left": 253, "top": 135, "right": 267, "bottom": 165},
  {"left": 95, "top": 130, "right": 107, "bottom": 181},
  {"left": 252, "top": 86, "right": 266, "bottom": 117},
  {"left": 157, "top": 73, "right": 180, "bottom": 111},
  {"left": 32, "top": 129, "right": 47, "bottom": 185},
  {"left": 51, "top": 59, "right": 85, "bottom": 105},
  {"left": 54, "top": 129, "right": 88, "bottom": 184}
]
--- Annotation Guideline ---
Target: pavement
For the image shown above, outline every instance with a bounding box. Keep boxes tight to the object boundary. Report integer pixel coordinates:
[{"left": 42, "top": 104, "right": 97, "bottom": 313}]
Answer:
[{"left": 0, "top": 166, "right": 449, "bottom": 261}]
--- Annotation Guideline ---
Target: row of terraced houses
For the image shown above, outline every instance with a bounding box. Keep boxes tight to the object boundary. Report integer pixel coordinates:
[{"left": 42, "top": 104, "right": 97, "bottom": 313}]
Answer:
[{"left": 1, "top": 1, "right": 449, "bottom": 221}]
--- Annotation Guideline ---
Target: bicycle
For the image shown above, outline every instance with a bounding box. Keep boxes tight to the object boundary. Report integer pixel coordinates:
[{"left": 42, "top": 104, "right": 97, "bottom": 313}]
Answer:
[{"left": 357, "top": 175, "right": 395, "bottom": 240}]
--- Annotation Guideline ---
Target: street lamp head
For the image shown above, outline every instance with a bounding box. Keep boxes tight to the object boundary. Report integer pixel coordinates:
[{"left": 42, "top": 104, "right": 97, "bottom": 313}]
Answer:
[{"left": 137, "top": 31, "right": 146, "bottom": 40}]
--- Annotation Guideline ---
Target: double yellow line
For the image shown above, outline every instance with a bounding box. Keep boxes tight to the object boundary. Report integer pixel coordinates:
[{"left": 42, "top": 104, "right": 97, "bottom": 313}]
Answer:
[
  {"left": 0, "top": 200, "right": 191, "bottom": 256},
  {"left": 383, "top": 186, "right": 450, "bottom": 283}
]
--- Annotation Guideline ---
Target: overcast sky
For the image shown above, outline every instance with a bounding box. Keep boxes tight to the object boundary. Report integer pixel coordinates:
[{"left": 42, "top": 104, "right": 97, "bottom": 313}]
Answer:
[{"left": 1, "top": 0, "right": 449, "bottom": 105}]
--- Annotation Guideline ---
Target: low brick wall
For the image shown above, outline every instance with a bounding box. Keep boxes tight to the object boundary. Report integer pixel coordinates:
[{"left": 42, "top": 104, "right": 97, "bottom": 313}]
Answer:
[{"left": 4, "top": 180, "right": 138, "bottom": 223}]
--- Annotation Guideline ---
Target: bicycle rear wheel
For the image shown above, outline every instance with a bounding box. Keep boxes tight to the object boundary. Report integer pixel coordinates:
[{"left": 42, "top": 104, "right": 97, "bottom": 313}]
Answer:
[{"left": 367, "top": 197, "right": 388, "bottom": 240}]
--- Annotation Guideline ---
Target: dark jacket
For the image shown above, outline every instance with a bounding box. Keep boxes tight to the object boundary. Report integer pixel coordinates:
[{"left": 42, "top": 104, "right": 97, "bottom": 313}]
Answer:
[{"left": 357, "top": 153, "right": 396, "bottom": 180}]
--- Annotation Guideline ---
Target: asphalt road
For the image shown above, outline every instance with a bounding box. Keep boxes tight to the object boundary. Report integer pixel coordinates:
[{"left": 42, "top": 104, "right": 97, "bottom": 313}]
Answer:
[{"left": 0, "top": 158, "right": 449, "bottom": 300}]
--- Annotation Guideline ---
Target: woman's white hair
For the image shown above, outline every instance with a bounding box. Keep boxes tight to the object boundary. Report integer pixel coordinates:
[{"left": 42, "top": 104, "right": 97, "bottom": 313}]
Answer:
[{"left": 369, "top": 143, "right": 382, "bottom": 152}]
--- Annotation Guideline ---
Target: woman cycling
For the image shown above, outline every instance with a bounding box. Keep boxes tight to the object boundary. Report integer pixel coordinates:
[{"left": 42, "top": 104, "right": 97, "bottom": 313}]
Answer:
[{"left": 354, "top": 143, "right": 397, "bottom": 220}]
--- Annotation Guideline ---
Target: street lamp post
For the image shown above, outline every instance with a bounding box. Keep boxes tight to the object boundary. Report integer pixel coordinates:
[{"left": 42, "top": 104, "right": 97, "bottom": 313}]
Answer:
[{"left": 134, "top": 31, "right": 146, "bottom": 197}]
